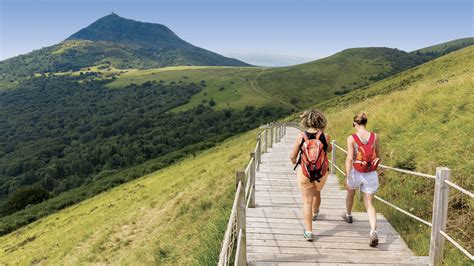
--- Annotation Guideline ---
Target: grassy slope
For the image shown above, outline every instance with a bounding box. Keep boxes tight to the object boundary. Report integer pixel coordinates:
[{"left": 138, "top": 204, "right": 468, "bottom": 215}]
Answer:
[
  {"left": 0, "top": 128, "right": 260, "bottom": 264},
  {"left": 256, "top": 47, "right": 424, "bottom": 108},
  {"left": 307, "top": 46, "right": 473, "bottom": 265},
  {"left": 107, "top": 66, "right": 283, "bottom": 111},
  {"left": 412, "top": 37, "right": 474, "bottom": 53}
]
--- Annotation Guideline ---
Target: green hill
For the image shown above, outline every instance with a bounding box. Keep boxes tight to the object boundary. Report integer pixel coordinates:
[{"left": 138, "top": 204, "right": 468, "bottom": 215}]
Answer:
[
  {"left": 411, "top": 37, "right": 474, "bottom": 60},
  {"left": 0, "top": 13, "right": 249, "bottom": 89},
  {"left": 1, "top": 46, "right": 471, "bottom": 265},
  {"left": 256, "top": 47, "right": 425, "bottom": 108}
]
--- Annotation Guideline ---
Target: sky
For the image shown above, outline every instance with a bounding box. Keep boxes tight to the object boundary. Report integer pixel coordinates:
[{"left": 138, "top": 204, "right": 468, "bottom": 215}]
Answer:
[{"left": 0, "top": 0, "right": 473, "bottom": 66}]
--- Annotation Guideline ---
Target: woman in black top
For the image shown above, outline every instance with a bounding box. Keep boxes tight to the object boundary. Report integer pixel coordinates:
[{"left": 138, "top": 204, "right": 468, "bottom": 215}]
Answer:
[{"left": 290, "top": 109, "right": 332, "bottom": 241}]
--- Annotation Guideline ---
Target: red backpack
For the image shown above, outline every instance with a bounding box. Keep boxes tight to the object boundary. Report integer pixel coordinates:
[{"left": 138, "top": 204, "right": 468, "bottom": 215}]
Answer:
[
  {"left": 296, "top": 132, "right": 329, "bottom": 183},
  {"left": 352, "top": 132, "right": 380, "bottom": 173}
]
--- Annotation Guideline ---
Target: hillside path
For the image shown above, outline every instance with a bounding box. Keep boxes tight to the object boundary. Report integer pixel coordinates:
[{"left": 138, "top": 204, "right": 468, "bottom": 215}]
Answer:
[{"left": 246, "top": 126, "right": 429, "bottom": 265}]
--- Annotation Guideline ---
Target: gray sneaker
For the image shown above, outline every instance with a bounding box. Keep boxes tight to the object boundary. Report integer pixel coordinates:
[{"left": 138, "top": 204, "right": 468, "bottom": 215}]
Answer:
[
  {"left": 342, "top": 213, "right": 353, "bottom": 223},
  {"left": 303, "top": 230, "right": 314, "bottom": 241},
  {"left": 369, "top": 231, "right": 379, "bottom": 247},
  {"left": 312, "top": 211, "right": 319, "bottom": 221}
]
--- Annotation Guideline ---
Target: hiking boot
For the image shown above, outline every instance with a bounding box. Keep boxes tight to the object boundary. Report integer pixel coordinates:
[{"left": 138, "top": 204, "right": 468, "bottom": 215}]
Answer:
[
  {"left": 312, "top": 210, "right": 319, "bottom": 221},
  {"left": 303, "top": 230, "right": 314, "bottom": 241},
  {"left": 342, "top": 213, "right": 353, "bottom": 223},
  {"left": 369, "top": 231, "right": 379, "bottom": 247}
]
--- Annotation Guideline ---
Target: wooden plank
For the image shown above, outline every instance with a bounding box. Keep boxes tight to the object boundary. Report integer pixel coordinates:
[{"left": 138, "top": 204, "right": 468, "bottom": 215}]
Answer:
[
  {"left": 247, "top": 233, "right": 406, "bottom": 245},
  {"left": 247, "top": 220, "right": 391, "bottom": 233},
  {"left": 247, "top": 217, "right": 392, "bottom": 226},
  {"left": 247, "top": 239, "right": 410, "bottom": 251},
  {"left": 247, "top": 254, "right": 420, "bottom": 264},
  {"left": 247, "top": 227, "right": 396, "bottom": 237},
  {"left": 247, "top": 246, "right": 412, "bottom": 257}
]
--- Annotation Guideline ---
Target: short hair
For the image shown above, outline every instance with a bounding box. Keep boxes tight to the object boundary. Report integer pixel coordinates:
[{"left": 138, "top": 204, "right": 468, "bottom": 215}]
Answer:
[
  {"left": 300, "top": 109, "right": 327, "bottom": 129},
  {"left": 353, "top": 112, "right": 368, "bottom": 125}
]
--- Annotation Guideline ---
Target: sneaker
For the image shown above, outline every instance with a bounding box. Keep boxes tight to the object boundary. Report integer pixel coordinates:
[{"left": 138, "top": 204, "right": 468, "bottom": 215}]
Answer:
[
  {"left": 369, "top": 231, "right": 379, "bottom": 247},
  {"left": 303, "top": 230, "right": 314, "bottom": 241},
  {"left": 312, "top": 210, "right": 319, "bottom": 221},
  {"left": 342, "top": 213, "right": 353, "bottom": 223}
]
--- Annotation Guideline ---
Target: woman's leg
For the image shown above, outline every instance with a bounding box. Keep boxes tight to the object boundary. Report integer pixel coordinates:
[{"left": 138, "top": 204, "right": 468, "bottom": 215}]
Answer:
[
  {"left": 312, "top": 190, "right": 321, "bottom": 215},
  {"left": 363, "top": 193, "right": 377, "bottom": 232},
  {"left": 301, "top": 186, "right": 315, "bottom": 231},
  {"left": 345, "top": 184, "right": 356, "bottom": 215}
]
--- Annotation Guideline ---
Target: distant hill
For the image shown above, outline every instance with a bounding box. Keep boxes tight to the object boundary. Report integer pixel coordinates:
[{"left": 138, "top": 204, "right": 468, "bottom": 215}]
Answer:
[
  {"left": 411, "top": 37, "right": 474, "bottom": 60},
  {"left": 255, "top": 47, "right": 425, "bottom": 108},
  {"left": 0, "top": 13, "right": 249, "bottom": 88}
]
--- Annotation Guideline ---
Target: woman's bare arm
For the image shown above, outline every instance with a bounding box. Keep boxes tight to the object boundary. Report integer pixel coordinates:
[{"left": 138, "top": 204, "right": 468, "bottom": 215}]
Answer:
[
  {"left": 325, "top": 133, "right": 332, "bottom": 153},
  {"left": 290, "top": 133, "right": 303, "bottom": 165},
  {"left": 345, "top": 135, "right": 354, "bottom": 178}
]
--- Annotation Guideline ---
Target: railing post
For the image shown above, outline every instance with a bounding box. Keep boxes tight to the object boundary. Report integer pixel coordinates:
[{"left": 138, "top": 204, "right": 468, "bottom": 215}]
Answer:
[
  {"left": 429, "top": 167, "right": 450, "bottom": 266},
  {"left": 249, "top": 152, "right": 256, "bottom": 208},
  {"left": 262, "top": 128, "right": 267, "bottom": 153},
  {"left": 269, "top": 127, "right": 273, "bottom": 148},
  {"left": 256, "top": 135, "right": 261, "bottom": 171},
  {"left": 275, "top": 126, "right": 278, "bottom": 142},
  {"left": 235, "top": 171, "right": 247, "bottom": 265},
  {"left": 279, "top": 125, "right": 282, "bottom": 141},
  {"left": 330, "top": 140, "right": 337, "bottom": 175}
]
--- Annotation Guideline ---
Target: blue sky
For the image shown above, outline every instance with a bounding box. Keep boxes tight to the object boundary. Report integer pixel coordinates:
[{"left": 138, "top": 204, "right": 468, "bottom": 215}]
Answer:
[{"left": 0, "top": 0, "right": 473, "bottom": 66}]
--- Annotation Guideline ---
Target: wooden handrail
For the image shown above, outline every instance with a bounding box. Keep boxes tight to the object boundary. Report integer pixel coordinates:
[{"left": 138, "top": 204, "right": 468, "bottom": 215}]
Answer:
[{"left": 218, "top": 123, "right": 287, "bottom": 266}]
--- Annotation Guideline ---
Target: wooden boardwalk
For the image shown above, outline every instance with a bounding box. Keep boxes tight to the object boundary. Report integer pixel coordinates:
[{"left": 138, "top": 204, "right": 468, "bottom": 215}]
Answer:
[{"left": 247, "top": 127, "right": 428, "bottom": 265}]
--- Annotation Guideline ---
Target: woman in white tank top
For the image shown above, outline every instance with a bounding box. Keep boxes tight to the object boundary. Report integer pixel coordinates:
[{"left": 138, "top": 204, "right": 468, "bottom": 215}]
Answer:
[{"left": 342, "top": 112, "right": 380, "bottom": 247}]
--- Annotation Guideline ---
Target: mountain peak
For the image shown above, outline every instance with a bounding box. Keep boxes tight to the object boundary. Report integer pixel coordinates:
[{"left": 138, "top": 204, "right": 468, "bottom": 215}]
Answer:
[{"left": 65, "top": 14, "right": 181, "bottom": 49}]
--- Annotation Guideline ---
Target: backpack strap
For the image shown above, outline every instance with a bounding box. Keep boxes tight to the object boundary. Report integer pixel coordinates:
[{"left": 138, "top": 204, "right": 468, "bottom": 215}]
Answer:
[
  {"left": 301, "top": 131, "right": 310, "bottom": 142},
  {"left": 367, "top": 132, "right": 375, "bottom": 146},
  {"left": 293, "top": 132, "right": 307, "bottom": 170},
  {"left": 315, "top": 131, "right": 322, "bottom": 141},
  {"left": 352, "top": 133, "right": 364, "bottom": 147}
]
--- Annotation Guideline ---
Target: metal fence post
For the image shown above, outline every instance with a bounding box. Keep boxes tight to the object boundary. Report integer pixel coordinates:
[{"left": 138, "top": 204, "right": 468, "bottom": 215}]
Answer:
[
  {"left": 249, "top": 152, "right": 256, "bottom": 208},
  {"left": 330, "top": 140, "right": 337, "bottom": 175},
  {"left": 235, "top": 171, "right": 247, "bottom": 265},
  {"left": 429, "top": 167, "right": 450, "bottom": 266}
]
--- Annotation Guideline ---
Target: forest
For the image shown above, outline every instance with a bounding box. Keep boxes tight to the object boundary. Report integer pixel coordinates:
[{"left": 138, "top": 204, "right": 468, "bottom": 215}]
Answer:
[{"left": 0, "top": 74, "right": 290, "bottom": 228}]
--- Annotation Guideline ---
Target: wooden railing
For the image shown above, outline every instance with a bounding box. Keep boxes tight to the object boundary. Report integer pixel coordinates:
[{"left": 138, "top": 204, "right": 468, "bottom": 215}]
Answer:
[
  {"left": 218, "top": 123, "right": 286, "bottom": 266},
  {"left": 329, "top": 141, "right": 473, "bottom": 265}
]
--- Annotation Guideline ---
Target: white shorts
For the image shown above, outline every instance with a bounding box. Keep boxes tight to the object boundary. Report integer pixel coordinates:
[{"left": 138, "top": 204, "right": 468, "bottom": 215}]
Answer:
[{"left": 346, "top": 169, "right": 379, "bottom": 194}]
